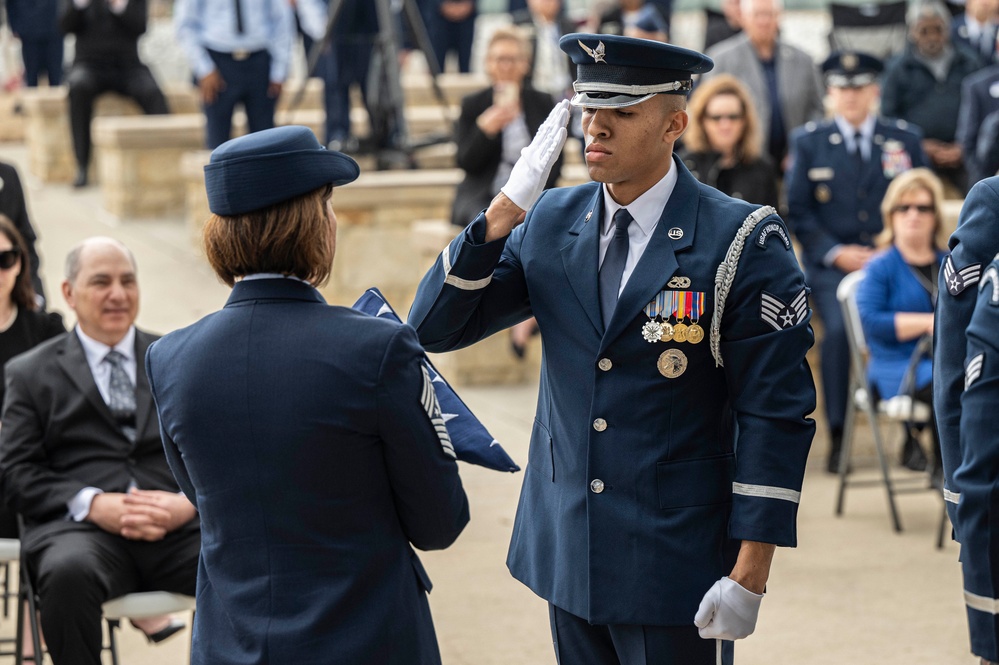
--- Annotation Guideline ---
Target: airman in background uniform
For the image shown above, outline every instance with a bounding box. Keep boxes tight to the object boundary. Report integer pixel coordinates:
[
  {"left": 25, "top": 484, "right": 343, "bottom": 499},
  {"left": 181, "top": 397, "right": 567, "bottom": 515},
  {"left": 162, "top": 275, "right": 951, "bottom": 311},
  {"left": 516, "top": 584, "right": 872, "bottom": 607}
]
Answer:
[{"left": 786, "top": 51, "right": 927, "bottom": 472}]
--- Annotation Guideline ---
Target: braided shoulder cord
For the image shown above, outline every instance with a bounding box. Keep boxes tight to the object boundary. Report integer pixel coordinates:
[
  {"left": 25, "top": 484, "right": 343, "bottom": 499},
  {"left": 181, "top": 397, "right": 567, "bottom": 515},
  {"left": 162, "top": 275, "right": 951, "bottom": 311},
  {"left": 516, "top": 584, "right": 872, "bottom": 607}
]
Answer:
[{"left": 710, "top": 205, "right": 778, "bottom": 367}]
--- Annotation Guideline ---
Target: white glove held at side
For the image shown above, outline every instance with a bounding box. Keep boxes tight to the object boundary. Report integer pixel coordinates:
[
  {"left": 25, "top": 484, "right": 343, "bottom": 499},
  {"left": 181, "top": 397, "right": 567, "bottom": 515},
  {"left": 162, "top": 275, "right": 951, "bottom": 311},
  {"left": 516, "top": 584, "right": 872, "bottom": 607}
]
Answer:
[
  {"left": 500, "top": 99, "right": 570, "bottom": 211},
  {"left": 693, "top": 576, "right": 764, "bottom": 641}
]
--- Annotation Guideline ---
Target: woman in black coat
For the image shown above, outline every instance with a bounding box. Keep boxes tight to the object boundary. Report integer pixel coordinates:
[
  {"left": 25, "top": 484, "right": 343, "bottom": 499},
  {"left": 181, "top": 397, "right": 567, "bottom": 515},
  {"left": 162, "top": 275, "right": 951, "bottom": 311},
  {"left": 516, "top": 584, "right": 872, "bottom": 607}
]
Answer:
[
  {"left": 679, "top": 74, "right": 780, "bottom": 211},
  {"left": 450, "top": 26, "right": 563, "bottom": 226}
]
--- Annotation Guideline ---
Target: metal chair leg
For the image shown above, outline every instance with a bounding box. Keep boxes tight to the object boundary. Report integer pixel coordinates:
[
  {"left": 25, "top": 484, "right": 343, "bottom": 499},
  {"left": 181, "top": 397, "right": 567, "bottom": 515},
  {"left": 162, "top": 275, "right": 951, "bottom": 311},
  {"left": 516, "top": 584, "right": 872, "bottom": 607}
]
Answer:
[
  {"left": 835, "top": 392, "right": 858, "bottom": 515},
  {"left": 867, "top": 400, "right": 903, "bottom": 532},
  {"left": 23, "top": 563, "right": 43, "bottom": 665},
  {"left": 106, "top": 618, "right": 121, "bottom": 665}
]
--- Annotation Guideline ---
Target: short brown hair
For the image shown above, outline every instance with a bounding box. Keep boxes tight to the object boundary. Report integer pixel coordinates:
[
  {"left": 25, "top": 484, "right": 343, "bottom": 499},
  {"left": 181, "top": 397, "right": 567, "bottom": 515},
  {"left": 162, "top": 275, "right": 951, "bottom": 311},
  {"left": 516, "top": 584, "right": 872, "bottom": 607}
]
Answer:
[
  {"left": 684, "top": 74, "right": 761, "bottom": 163},
  {"left": 203, "top": 184, "right": 335, "bottom": 287},
  {"left": 0, "top": 214, "right": 38, "bottom": 311},
  {"left": 877, "top": 168, "right": 947, "bottom": 249}
]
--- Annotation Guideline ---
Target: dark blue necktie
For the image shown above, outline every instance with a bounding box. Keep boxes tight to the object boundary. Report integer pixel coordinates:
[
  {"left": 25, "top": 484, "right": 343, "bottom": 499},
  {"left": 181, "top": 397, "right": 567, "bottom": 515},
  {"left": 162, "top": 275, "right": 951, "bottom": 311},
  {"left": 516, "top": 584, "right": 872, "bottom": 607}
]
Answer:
[{"left": 599, "top": 208, "right": 633, "bottom": 328}]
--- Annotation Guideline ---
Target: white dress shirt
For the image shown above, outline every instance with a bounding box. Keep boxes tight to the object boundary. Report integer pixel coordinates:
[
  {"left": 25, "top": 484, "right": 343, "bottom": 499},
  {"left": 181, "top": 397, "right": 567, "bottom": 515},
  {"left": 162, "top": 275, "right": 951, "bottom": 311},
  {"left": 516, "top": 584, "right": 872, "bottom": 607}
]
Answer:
[
  {"left": 68, "top": 325, "right": 137, "bottom": 522},
  {"left": 598, "top": 164, "right": 679, "bottom": 297}
]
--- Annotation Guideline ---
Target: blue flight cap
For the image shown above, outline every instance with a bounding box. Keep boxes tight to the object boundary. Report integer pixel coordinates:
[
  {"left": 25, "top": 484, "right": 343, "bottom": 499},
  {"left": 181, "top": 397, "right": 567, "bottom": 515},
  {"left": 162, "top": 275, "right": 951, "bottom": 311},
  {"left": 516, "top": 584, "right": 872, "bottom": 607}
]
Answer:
[
  {"left": 821, "top": 51, "right": 884, "bottom": 88},
  {"left": 205, "top": 125, "right": 360, "bottom": 216},
  {"left": 559, "top": 32, "right": 713, "bottom": 108}
]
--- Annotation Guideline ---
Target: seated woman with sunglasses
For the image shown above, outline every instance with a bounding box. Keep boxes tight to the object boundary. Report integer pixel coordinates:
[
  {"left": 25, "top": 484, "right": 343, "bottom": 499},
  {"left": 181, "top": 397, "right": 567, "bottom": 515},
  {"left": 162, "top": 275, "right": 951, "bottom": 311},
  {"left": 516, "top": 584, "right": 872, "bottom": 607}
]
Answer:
[
  {"left": 855, "top": 169, "right": 947, "bottom": 475},
  {"left": 679, "top": 74, "right": 779, "bottom": 211}
]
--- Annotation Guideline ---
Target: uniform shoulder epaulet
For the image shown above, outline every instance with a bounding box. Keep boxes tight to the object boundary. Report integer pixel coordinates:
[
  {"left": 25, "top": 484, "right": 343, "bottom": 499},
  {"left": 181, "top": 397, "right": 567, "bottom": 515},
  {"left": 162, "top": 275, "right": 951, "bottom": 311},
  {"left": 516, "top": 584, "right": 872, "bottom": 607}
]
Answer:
[
  {"left": 894, "top": 119, "right": 909, "bottom": 130},
  {"left": 803, "top": 121, "right": 818, "bottom": 133}
]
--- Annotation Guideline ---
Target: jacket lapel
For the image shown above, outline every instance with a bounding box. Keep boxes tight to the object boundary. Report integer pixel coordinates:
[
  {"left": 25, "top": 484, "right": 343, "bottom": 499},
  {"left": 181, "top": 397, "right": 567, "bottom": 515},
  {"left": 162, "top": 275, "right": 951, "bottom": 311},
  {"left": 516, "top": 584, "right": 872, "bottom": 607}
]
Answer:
[
  {"left": 601, "top": 158, "right": 698, "bottom": 350},
  {"left": 560, "top": 185, "right": 604, "bottom": 336},
  {"left": 56, "top": 332, "right": 119, "bottom": 432},
  {"left": 133, "top": 330, "right": 154, "bottom": 440}
]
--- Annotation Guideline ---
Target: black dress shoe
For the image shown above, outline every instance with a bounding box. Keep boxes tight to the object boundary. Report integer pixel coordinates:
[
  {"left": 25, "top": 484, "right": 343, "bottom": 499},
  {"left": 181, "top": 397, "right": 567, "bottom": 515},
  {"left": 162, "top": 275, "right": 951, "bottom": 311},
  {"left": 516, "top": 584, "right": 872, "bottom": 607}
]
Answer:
[
  {"left": 901, "top": 435, "right": 928, "bottom": 472},
  {"left": 72, "top": 168, "right": 88, "bottom": 188},
  {"left": 144, "top": 618, "right": 185, "bottom": 644}
]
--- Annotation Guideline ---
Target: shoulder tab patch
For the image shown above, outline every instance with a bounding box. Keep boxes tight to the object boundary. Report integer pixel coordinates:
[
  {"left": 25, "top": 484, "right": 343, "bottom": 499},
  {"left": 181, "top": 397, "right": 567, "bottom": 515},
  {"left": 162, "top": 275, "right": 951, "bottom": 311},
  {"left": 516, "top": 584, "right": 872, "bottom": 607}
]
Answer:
[
  {"left": 981, "top": 263, "right": 999, "bottom": 304},
  {"left": 760, "top": 288, "right": 808, "bottom": 331},
  {"left": 944, "top": 255, "right": 982, "bottom": 296},
  {"left": 756, "top": 220, "right": 792, "bottom": 250},
  {"left": 965, "top": 353, "right": 984, "bottom": 390}
]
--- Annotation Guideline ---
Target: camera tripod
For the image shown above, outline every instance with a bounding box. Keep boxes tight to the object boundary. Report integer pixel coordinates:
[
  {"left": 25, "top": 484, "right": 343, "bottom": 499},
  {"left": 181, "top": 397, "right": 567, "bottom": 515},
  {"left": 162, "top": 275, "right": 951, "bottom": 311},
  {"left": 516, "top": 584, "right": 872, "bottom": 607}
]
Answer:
[{"left": 293, "top": 0, "right": 455, "bottom": 169}]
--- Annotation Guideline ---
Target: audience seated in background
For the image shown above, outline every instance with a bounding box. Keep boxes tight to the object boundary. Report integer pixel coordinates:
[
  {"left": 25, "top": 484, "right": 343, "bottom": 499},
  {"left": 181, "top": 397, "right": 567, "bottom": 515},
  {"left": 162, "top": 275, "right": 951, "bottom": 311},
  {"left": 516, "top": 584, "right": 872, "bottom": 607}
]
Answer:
[
  {"left": 0, "top": 160, "right": 46, "bottom": 304},
  {"left": 855, "top": 168, "right": 947, "bottom": 475},
  {"left": 450, "top": 28, "right": 561, "bottom": 358},
  {"left": 950, "top": 0, "right": 998, "bottom": 65},
  {"left": 426, "top": 0, "right": 476, "bottom": 73},
  {"left": 703, "top": 0, "right": 742, "bottom": 51},
  {"left": 0, "top": 215, "right": 64, "bottom": 540},
  {"left": 956, "top": 62, "right": 999, "bottom": 185},
  {"left": 624, "top": 3, "right": 670, "bottom": 41},
  {"left": 61, "top": 0, "right": 169, "bottom": 188},
  {"left": 0, "top": 237, "right": 199, "bottom": 665},
  {"left": 703, "top": 0, "right": 824, "bottom": 171},
  {"left": 512, "top": 0, "right": 576, "bottom": 101},
  {"left": 881, "top": 0, "right": 983, "bottom": 195},
  {"left": 589, "top": 0, "right": 670, "bottom": 38},
  {"left": 785, "top": 50, "right": 927, "bottom": 474},
  {"left": 174, "top": 0, "right": 294, "bottom": 150},
  {"left": 4, "top": 0, "right": 62, "bottom": 86},
  {"left": 679, "top": 74, "right": 779, "bottom": 210}
]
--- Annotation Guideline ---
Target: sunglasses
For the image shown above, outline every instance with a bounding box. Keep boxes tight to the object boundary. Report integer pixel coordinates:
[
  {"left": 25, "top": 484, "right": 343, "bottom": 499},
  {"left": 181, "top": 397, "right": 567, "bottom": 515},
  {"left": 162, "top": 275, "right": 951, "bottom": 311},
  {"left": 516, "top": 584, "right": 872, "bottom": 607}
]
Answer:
[
  {"left": 892, "top": 204, "right": 934, "bottom": 214},
  {"left": 0, "top": 248, "right": 20, "bottom": 271},
  {"left": 704, "top": 113, "right": 744, "bottom": 122}
]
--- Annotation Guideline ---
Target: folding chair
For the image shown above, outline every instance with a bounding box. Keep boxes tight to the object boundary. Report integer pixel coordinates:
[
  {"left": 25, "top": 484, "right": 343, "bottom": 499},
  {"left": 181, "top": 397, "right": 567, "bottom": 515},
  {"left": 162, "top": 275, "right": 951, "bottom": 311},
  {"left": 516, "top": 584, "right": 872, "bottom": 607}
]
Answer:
[
  {"left": 834, "top": 271, "right": 945, "bottom": 537},
  {"left": 102, "top": 592, "right": 196, "bottom": 665},
  {"left": 828, "top": 1, "right": 909, "bottom": 61}
]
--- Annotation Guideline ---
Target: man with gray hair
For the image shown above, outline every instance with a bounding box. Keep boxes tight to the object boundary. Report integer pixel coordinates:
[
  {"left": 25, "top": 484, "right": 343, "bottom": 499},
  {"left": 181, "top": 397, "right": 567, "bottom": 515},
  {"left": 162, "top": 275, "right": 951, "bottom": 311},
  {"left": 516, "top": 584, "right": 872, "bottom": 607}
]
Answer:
[
  {"left": 881, "top": 0, "right": 982, "bottom": 194},
  {"left": 703, "top": 0, "right": 824, "bottom": 169},
  {"left": 0, "top": 237, "right": 200, "bottom": 665}
]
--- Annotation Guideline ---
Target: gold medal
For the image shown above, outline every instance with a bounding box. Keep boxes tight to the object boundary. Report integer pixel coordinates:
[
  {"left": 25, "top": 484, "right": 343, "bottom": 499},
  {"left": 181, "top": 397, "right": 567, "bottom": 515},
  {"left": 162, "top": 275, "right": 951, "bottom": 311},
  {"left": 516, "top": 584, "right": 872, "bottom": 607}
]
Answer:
[
  {"left": 672, "top": 322, "right": 688, "bottom": 343},
  {"left": 657, "top": 348, "right": 688, "bottom": 379},
  {"left": 659, "top": 321, "right": 674, "bottom": 342},
  {"left": 686, "top": 323, "right": 704, "bottom": 344}
]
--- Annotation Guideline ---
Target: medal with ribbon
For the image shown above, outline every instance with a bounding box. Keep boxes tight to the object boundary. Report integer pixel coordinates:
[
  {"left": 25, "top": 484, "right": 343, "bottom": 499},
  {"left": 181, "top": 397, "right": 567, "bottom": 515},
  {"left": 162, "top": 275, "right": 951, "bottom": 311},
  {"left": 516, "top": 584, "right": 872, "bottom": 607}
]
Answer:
[
  {"left": 641, "top": 291, "right": 666, "bottom": 343},
  {"left": 672, "top": 291, "right": 689, "bottom": 342},
  {"left": 687, "top": 291, "right": 705, "bottom": 344}
]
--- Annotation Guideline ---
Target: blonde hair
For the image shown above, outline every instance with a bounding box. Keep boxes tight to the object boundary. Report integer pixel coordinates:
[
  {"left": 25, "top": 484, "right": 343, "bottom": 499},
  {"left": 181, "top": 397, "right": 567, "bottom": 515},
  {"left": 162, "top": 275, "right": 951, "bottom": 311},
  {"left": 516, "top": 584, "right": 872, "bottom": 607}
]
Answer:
[
  {"left": 876, "top": 167, "right": 947, "bottom": 249},
  {"left": 684, "top": 75, "right": 761, "bottom": 163}
]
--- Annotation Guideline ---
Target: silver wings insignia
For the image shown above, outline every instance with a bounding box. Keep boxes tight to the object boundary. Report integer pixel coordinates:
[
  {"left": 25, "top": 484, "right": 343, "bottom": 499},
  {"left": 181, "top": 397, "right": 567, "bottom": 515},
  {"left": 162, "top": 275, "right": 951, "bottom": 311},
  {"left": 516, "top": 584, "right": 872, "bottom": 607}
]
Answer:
[{"left": 578, "top": 39, "right": 606, "bottom": 63}]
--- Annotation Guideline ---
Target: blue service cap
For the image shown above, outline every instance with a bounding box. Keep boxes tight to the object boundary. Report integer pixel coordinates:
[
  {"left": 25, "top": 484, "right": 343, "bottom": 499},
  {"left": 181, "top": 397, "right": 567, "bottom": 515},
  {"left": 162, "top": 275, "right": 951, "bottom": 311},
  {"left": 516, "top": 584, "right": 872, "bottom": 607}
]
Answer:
[
  {"left": 559, "top": 32, "right": 713, "bottom": 108},
  {"left": 205, "top": 125, "right": 360, "bottom": 216},
  {"left": 821, "top": 51, "right": 884, "bottom": 88}
]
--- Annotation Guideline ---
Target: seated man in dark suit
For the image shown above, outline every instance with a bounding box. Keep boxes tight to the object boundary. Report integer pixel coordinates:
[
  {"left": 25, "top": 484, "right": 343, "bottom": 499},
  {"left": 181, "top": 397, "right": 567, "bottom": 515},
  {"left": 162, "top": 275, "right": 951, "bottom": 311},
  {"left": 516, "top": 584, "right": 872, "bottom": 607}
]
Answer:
[
  {"left": 60, "top": 0, "right": 169, "bottom": 187},
  {"left": 0, "top": 237, "right": 199, "bottom": 665}
]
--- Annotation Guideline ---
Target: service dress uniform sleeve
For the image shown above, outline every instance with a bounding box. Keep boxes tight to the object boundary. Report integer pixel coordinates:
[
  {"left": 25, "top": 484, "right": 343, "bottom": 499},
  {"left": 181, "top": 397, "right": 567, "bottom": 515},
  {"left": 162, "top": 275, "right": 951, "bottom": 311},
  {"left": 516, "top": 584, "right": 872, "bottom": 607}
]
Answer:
[
  {"left": 716, "top": 212, "right": 816, "bottom": 545},
  {"left": 956, "top": 257, "right": 999, "bottom": 663},
  {"left": 934, "top": 177, "right": 999, "bottom": 538},
  {"left": 409, "top": 202, "right": 538, "bottom": 352},
  {"left": 375, "top": 324, "right": 470, "bottom": 551}
]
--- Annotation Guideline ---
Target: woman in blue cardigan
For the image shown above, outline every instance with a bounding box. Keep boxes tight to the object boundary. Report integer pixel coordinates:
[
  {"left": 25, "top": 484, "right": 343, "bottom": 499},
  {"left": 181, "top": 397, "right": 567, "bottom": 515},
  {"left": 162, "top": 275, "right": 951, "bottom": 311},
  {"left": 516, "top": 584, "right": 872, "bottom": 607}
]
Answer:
[{"left": 856, "top": 168, "right": 948, "bottom": 473}]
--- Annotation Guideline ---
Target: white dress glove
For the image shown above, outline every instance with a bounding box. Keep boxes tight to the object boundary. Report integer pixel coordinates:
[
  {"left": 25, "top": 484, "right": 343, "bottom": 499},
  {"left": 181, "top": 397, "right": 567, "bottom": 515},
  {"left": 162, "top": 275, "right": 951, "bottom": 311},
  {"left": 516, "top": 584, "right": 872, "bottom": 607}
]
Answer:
[
  {"left": 693, "top": 576, "right": 764, "bottom": 640},
  {"left": 500, "top": 99, "right": 570, "bottom": 211}
]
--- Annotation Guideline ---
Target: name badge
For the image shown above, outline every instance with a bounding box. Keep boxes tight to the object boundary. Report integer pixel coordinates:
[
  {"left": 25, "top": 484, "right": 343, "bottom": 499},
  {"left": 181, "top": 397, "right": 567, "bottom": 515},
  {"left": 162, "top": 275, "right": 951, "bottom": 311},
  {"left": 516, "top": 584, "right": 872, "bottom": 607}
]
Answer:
[{"left": 807, "top": 167, "right": 834, "bottom": 181}]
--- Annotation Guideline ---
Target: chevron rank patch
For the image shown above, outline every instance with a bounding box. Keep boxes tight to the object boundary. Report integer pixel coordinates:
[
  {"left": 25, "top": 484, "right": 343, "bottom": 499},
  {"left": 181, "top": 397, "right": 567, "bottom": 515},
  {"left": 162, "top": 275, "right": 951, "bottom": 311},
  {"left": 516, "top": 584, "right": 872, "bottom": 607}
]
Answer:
[
  {"left": 421, "top": 365, "right": 456, "bottom": 459},
  {"left": 980, "top": 263, "right": 999, "bottom": 305},
  {"left": 966, "top": 353, "right": 984, "bottom": 390},
  {"left": 761, "top": 288, "right": 807, "bottom": 331},
  {"left": 944, "top": 255, "right": 982, "bottom": 296}
]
